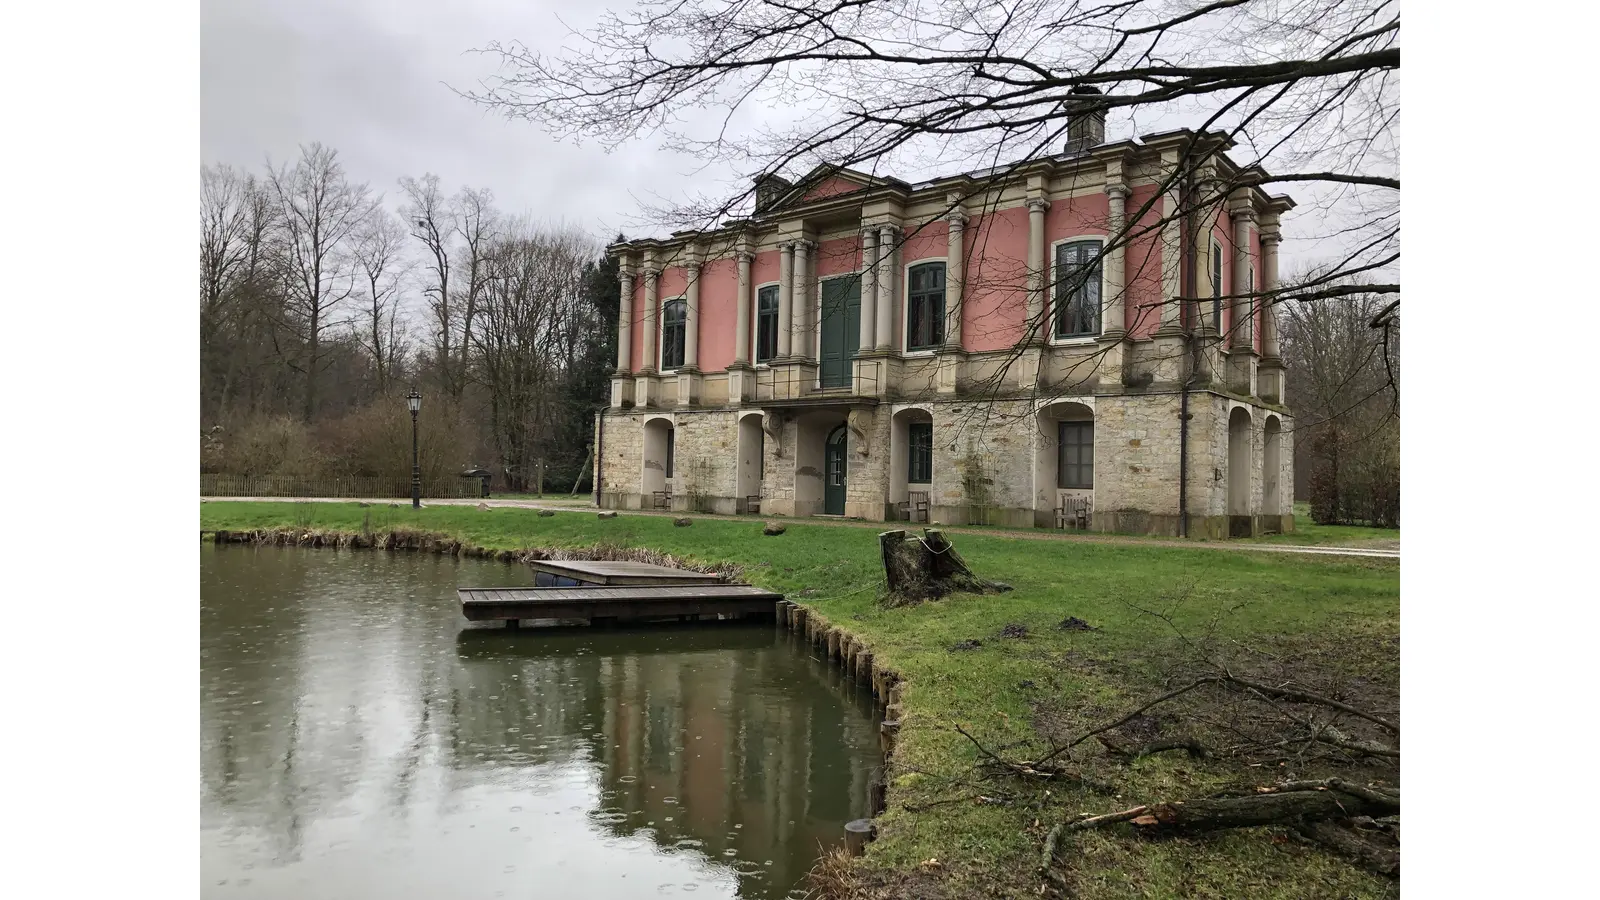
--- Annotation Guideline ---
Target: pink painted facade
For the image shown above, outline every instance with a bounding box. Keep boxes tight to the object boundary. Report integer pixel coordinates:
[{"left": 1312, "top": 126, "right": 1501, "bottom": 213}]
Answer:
[
  {"left": 962, "top": 206, "right": 1030, "bottom": 351},
  {"left": 615, "top": 144, "right": 1280, "bottom": 376},
  {"left": 698, "top": 257, "right": 739, "bottom": 372}
]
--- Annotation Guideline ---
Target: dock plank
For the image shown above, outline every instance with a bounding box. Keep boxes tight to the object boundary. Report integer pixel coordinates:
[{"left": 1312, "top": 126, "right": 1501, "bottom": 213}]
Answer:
[{"left": 456, "top": 583, "right": 784, "bottom": 625}]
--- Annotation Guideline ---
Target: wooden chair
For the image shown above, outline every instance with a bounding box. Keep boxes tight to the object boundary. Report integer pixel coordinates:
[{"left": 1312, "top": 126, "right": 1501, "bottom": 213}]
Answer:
[
  {"left": 744, "top": 495, "right": 761, "bottom": 515},
  {"left": 1054, "top": 493, "right": 1093, "bottom": 530},
  {"left": 652, "top": 490, "right": 673, "bottom": 510},
  {"left": 897, "top": 490, "right": 930, "bottom": 523}
]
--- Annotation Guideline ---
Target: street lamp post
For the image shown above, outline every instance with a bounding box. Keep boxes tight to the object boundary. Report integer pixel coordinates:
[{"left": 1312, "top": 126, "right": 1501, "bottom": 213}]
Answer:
[{"left": 407, "top": 389, "right": 422, "bottom": 509}]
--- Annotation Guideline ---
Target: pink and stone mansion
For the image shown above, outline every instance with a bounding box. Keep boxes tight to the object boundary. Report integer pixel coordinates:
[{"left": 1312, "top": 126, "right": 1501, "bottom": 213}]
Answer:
[{"left": 595, "top": 122, "right": 1295, "bottom": 538}]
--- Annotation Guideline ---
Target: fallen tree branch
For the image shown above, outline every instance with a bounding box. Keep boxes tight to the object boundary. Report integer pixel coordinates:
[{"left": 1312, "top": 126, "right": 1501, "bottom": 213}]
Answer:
[
  {"left": 1098, "top": 735, "right": 1213, "bottom": 761},
  {"left": 1066, "top": 780, "right": 1399, "bottom": 836},
  {"left": 1033, "top": 677, "right": 1219, "bottom": 766},
  {"left": 1296, "top": 820, "right": 1400, "bottom": 878},
  {"left": 1064, "top": 805, "right": 1152, "bottom": 832},
  {"left": 1222, "top": 675, "right": 1398, "bottom": 734}
]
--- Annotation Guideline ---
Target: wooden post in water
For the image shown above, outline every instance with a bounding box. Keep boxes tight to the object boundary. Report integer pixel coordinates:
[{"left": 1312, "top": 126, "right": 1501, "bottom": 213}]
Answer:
[{"left": 844, "top": 819, "right": 876, "bottom": 857}]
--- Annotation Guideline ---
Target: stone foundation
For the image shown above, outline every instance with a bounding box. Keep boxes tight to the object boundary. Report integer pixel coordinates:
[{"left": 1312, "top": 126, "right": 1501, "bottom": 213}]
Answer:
[{"left": 594, "top": 388, "right": 1293, "bottom": 537}]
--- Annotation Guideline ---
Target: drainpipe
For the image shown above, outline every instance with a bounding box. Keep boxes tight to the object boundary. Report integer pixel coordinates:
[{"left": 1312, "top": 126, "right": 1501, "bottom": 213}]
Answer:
[
  {"left": 593, "top": 408, "right": 605, "bottom": 508},
  {"left": 1177, "top": 167, "right": 1199, "bottom": 538}
]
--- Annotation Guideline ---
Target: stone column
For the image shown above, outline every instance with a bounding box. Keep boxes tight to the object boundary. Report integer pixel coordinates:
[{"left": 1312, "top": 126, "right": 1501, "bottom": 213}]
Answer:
[
  {"left": 1025, "top": 198, "right": 1050, "bottom": 342},
  {"left": 859, "top": 227, "right": 878, "bottom": 351},
  {"left": 792, "top": 239, "right": 814, "bottom": 359},
  {"left": 729, "top": 248, "right": 756, "bottom": 405},
  {"left": 611, "top": 263, "right": 636, "bottom": 408},
  {"left": 1260, "top": 222, "right": 1282, "bottom": 360},
  {"left": 875, "top": 225, "right": 898, "bottom": 350},
  {"left": 640, "top": 267, "right": 659, "bottom": 372},
  {"left": 776, "top": 241, "right": 794, "bottom": 359},
  {"left": 634, "top": 265, "right": 660, "bottom": 407},
  {"left": 1102, "top": 184, "right": 1129, "bottom": 337},
  {"left": 683, "top": 258, "right": 702, "bottom": 368},
  {"left": 734, "top": 249, "right": 753, "bottom": 364},
  {"left": 1230, "top": 209, "right": 1256, "bottom": 350},
  {"left": 616, "top": 267, "right": 635, "bottom": 370},
  {"left": 1257, "top": 218, "right": 1285, "bottom": 404},
  {"left": 944, "top": 204, "right": 966, "bottom": 349}
]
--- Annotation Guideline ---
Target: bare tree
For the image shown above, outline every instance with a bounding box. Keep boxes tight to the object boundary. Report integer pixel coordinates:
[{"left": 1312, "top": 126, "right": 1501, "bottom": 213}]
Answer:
[
  {"left": 1280, "top": 278, "right": 1398, "bottom": 523},
  {"left": 399, "top": 175, "right": 500, "bottom": 401},
  {"left": 267, "top": 143, "right": 376, "bottom": 422},
  {"left": 352, "top": 206, "right": 412, "bottom": 394},
  {"left": 473, "top": 222, "right": 597, "bottom": 490},
  {"left": 468, "top": 0, "right": 1400, "bottom": 403}
]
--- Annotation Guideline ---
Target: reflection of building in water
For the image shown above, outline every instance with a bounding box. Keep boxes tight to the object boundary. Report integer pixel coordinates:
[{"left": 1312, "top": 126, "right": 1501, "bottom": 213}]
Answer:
[{"left": 592, "top": 635, "right": 883, "bottom": 894}]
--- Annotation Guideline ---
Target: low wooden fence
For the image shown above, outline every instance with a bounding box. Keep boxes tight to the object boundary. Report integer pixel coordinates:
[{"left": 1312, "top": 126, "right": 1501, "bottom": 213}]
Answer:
[{"left": 200, "top": 474, "right": 481, "bottom": 499}]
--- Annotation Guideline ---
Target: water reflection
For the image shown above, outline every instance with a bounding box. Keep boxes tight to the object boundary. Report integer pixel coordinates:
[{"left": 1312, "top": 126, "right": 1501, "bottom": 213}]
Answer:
[{"left": 201, "top": 545, "right": 881, "bottom": 899}]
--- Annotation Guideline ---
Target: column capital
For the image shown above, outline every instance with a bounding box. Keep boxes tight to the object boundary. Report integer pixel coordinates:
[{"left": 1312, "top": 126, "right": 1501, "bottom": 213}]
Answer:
[
  {"left": 1104, "top": 181, "right": 1131, "bottom": 200},
  {"left": 876, "top": 223, "right": 902, "bottom": 237},
  {"left": 794, "top": 238, "right": 816, "bottom": 253},
  {"left": 684, "top": 260, "right": 701, "bottom": 275},
  {"left": 641, "top": 266, "right": 662, "bottom": 280},
  {"left": 1025, "top": 197, "right": 1051, "bottom": 213},
  {"left": 945, "top": 208, "right": 969, "bottom": 227},
  {"left": 618, "top": 269, "right": 635, "bottom": 285},
  {"left": 859, "top": 225, "right": 879, "bottom": 242},
  {"left": 735, "top": 249, "right": 755, "bottom": 264},
  {"left": 777, "top": 240, "right": 796, "bottom": 252},
  {"left": 1229, "top": 205, "right": 1258, "bottom": 225},
  {"left": 1259, "top": 226, "right": 1283, "bottom": 246}
]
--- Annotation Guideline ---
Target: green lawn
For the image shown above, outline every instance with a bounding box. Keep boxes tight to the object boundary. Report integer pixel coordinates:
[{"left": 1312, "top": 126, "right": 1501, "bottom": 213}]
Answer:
[
  {"left": 200, "top": 501, "right": 1400, "bottom": 899},
  {"left": 1239, "top": 502, "right": 1400, "bottom": 548}
]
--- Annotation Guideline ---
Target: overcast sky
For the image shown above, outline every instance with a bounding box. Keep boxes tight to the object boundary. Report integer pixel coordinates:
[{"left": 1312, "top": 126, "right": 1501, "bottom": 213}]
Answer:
[
  {"left": 202, "top": 0, "right": 1365, "bottom": 272},
  {"left": 202, "top": 0, "right": 749, "bottom": 241}
]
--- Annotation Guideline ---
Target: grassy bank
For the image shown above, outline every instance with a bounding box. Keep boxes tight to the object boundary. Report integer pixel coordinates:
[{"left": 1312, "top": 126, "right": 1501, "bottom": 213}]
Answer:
[{"left": 200, "top": 501, "right": 1400, "bottom": 899}]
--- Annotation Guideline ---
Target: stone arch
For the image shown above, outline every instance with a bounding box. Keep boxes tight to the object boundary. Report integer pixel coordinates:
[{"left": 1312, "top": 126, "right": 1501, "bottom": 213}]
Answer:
[
  {"left": 641, "top": 415, "right": 675, "bottom": 498},
  {"left": 1034, "top": 400, "right": 1096, "bottom": 522},
  {"left": 736, "top": 411, "right": 765, "bottom": 510},
  {"left": 1228, "top": 405, "right": 1253, "bottom": 519},
  {"left": 889, "top": 405, "right": 935, "bottom": 515},
  {"left": 1262, "top": 414, "right": 1283, "bottom": 519}
]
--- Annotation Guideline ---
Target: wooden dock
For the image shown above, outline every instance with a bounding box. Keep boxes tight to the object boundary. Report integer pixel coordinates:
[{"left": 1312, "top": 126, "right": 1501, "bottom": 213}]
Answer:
[
  {"left": 529, "top": 559, "right": 725, "bottom": 587},
  {"left": 458, "top": 584, "right": 783, "bottom": 626}
]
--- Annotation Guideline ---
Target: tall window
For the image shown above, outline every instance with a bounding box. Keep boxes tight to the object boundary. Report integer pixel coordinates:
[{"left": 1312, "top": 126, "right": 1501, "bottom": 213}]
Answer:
[
  {"left": 665, "top": 428, "right": 675, "bottom": 478},
  {"left": 1058, "top": 421, "right": 1094, "bottom": 489},
  {"left": 1211, "top": 239, "right": 1224, "bottom": 334},
  {"left": 908, "top": 422, "right": 933, "bottom": 483},
  {"left": 1054, "top": 240, "right": 1102, "bottom": 338},
  {"left": 661, "top": 299, "right": 686, "bottom": 370},
  {"left": 756, "top": 285, "right": 779, "bottom": 363},
  {"left": 905, "top": 262, "right": 946, "bottom": 351}
]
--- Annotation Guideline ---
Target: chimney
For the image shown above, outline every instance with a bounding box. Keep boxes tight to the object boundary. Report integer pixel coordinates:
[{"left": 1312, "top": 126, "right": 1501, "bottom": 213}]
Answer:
[
  {"left": 753, "top": 173, "right": 793, "bottom": 215},
  {"left": 1064, "top": 85, "right": 1106, "bottom": 153}
]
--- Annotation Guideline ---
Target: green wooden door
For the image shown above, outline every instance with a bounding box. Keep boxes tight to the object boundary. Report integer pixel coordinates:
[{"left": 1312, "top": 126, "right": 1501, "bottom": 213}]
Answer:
[
  {"left": 819, "top": 276, "right": 861, "bottom": 389},
  {"left": 824, "top": 425, "right": 848, "bottom": 515}
]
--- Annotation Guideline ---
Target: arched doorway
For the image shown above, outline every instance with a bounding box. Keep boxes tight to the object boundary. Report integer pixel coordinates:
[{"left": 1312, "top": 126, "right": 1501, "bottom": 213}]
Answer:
[
  {"left": 736, "top": 413, "right": 764, "bottom": 513},
  {"left": 824, "top": 424, "right": 848, "bottom": 516},
  {"left": 1228, "top": 406, "right": 1252, "bottom": 535},
  {"left": 642, "top": 417, "right": 675, "bottom": 506}
]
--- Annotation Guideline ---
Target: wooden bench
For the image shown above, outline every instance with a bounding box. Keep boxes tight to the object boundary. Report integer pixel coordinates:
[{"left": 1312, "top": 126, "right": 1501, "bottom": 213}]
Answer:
[{"left": 651, "top": 490, "right": 673, "bottom": 510}]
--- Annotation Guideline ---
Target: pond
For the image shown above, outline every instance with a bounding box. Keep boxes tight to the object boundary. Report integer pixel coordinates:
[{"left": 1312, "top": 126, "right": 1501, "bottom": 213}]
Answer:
[{"left": 201, "top": 545, "right": 883, "bottom": 899}]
